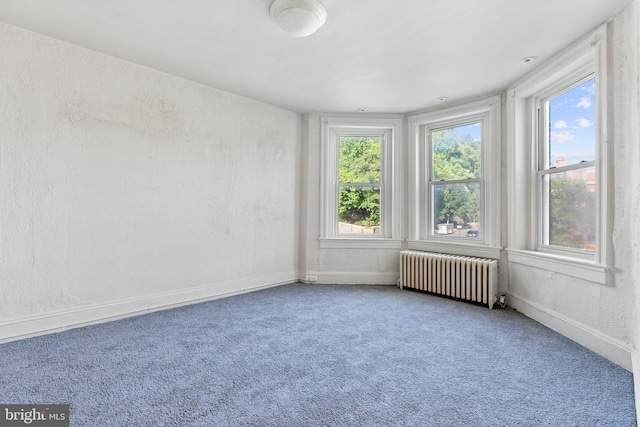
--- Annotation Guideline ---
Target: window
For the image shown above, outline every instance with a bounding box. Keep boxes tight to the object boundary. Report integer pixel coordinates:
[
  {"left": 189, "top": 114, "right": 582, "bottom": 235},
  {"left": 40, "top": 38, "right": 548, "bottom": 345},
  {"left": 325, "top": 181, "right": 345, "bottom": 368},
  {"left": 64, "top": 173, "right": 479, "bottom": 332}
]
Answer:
[
  {"left": 506, "top": 25, "right": 608, "bottom": 282},
  {"left": 338, "top": 134, "right": 382, "bottom": 235},
  {"left": 538, "top": 76, "right": 597, "bottom": 254},
  {"left": 408, "top": 96, "right": 501, "bottom": 259},
  {"left": 320, "top": 117, "right": 401, "bottom": 248},
  {"left": 429, "top": 122, "right": 483, "bottom": 240}
]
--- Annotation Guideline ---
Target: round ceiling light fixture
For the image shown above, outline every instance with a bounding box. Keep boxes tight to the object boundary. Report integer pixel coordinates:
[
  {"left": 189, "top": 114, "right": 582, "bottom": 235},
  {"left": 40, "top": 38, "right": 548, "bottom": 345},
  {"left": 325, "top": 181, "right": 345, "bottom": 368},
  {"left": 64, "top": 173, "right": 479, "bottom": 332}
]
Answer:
[{"left": 270, "top": 0, "right": 327, "bottom": 37}]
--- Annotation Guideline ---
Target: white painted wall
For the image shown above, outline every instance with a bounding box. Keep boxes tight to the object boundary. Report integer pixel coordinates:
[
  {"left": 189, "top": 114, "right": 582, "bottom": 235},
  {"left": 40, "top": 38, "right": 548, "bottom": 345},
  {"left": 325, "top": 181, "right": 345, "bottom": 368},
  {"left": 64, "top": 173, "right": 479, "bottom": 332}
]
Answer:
[
  {"left": 612, "top": 0, "right": 640, "bottom": 419},
  {"left": 0, "top": 23, "right": 301, "bottom": 339},
  {"left": 506, "top": 1, "right": 639, "bottom": 372}
]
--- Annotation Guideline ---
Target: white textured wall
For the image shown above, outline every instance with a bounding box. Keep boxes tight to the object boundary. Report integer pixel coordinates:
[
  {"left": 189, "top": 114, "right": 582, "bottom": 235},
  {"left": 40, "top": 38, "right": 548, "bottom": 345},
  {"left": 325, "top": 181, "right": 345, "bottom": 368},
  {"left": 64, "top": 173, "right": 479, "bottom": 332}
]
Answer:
[
  {"left": 0, "top": 23, "right": 300, "bottom": 325},
  {"left": 609, "top": 0, "right": 639, "bottom": 367},
  {"left": 507, "top": 1, "right": 639, "bottom": 372},
  {"left": 611, "top": 0, "right": 639, "bottom": 414},
  {"left": 611, "top": 0, "right": 640, "bottom": 417}
]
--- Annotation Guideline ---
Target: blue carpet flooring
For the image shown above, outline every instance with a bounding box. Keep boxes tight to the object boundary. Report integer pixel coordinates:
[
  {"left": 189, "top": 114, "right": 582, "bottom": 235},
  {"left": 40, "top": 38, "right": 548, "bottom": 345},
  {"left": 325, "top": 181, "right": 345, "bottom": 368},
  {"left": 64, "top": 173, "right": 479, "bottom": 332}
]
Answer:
[{"left": 0, "top": 283, "right": 636, "bottom": 426}]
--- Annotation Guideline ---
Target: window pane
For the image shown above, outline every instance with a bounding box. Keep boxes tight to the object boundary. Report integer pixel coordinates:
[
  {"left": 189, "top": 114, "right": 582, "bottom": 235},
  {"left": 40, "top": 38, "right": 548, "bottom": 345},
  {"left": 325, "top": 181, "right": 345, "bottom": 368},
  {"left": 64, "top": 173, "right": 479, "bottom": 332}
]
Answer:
[
  {"left": 338, "top": 186, "right": 380, "bottom": 234},
  {"left": 547, "top": 77, "right": 595, "bottom": 168},
  {"left": 543, "top": 167, "right": 596, "bottom": 251},
  {"left": 432, "top": 123, "right": 482, "bottom": 181},
  {"left": 338, "top": 136, "right": 381, "bottom": 184},
  {"left": 432, "top": 182, "right": 481, "bottom": 238}
]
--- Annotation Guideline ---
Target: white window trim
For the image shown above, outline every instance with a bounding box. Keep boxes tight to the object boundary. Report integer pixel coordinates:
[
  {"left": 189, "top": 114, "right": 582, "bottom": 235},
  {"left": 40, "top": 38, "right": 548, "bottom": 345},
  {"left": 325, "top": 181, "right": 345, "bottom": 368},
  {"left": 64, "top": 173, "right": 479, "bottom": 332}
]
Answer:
[
  {"left": 407, "top": 95, "right": 502, "bottom": 259},
  {"left": 534, "top": 66, "right": 597, "bottom": 261},
  {"left": 320, "top": 116, "right": 402, "bottom": 249},
  {"left": 506, "top": 25, "right": 609, "bottom": 284},
  {"left": 507, "top": 248, "right": 606, "bottom": 284}
]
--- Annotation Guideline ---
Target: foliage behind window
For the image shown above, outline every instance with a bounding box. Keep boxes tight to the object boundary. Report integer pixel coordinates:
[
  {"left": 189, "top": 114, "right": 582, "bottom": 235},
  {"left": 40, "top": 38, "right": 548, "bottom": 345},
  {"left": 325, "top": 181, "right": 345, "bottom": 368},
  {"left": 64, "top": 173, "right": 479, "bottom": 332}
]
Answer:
[
  {"left": 430, "top": 124, "right": 482, "bottom": 236},
  {"left": 338, "top": 136, "right": 381, "bottom": 229}
]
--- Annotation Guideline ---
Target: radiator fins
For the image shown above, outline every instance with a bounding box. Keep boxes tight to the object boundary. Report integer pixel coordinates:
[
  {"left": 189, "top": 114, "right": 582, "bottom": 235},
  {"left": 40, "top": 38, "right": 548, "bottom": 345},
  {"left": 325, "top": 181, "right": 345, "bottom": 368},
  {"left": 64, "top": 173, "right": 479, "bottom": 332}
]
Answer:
[{"left": 399, "top": 250, "right": 498, "bottom": 309}]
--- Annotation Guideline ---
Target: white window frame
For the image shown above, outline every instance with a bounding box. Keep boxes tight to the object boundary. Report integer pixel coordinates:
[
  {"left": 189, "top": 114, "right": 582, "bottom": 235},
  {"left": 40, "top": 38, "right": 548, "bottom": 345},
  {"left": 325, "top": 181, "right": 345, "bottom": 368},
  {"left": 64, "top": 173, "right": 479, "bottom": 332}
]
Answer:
[
  {"left": 535, "top": 70, "right": 596, "bottom": 259},
  {"left": 506, "top": 25, "right": 609, "bottom": 284},
  {"left": 320, "top": 117, "right": 402, "bottom": 249},
  {"left": 408, "top": 96, "right": 502, "bottom": 259}
]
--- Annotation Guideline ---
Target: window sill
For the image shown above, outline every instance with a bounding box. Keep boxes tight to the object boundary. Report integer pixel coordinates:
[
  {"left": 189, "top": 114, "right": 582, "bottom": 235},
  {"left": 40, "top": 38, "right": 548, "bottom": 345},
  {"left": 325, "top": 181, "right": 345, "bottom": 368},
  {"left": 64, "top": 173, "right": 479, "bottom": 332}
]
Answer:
[
  {"left": 407, "top": 240, "right": 501, "bottom": 259},
  {"left": 507, "top": 249, "right": 607, "bottom": 285},
  {"left": 319, "top": 238, "right": 403, "bottom": 249}
]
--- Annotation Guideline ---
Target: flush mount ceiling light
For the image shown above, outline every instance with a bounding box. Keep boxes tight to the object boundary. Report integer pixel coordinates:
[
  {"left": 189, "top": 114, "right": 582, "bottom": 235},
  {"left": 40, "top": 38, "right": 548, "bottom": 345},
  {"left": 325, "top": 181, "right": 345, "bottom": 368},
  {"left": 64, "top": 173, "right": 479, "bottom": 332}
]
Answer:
[{"left": 270, "top": 0, "right": 327, "bottom": 37}]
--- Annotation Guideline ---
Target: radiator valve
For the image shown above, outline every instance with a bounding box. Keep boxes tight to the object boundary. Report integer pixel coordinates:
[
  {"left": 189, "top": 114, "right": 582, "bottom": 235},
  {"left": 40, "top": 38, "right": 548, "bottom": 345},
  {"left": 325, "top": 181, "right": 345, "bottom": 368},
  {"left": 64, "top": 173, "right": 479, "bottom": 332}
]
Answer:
[{"left": 497, "top": 293, "right": 507, "bottom": 309}]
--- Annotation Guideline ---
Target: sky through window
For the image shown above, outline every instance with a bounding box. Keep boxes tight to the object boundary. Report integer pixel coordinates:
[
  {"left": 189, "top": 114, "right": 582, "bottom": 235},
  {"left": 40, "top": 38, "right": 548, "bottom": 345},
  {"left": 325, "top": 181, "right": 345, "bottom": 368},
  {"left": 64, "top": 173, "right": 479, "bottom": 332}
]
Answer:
[{"left": 548, "top": 77, "right": 596, "bottom": 167}]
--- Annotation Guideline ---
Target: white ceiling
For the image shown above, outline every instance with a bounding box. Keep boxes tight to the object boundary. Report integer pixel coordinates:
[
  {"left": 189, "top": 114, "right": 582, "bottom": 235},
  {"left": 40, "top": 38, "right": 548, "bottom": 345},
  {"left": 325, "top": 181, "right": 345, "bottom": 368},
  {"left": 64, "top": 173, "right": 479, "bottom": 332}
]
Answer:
[{"left": 0, "top": 0, "right": 632, "bottom": 113}]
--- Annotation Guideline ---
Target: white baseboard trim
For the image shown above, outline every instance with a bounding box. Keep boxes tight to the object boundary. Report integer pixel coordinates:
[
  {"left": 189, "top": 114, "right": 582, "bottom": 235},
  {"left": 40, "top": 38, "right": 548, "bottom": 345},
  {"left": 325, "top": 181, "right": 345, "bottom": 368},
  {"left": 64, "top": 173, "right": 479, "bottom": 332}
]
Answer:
[
  {"left": 508, "top": 292, "right": 632, "bottom": 371},
  {"left": 302, "top": 271, "right": 398, "bottom": 285},
  {"left": 0, "top": 271, "right": 298, "bottom": 344}
]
